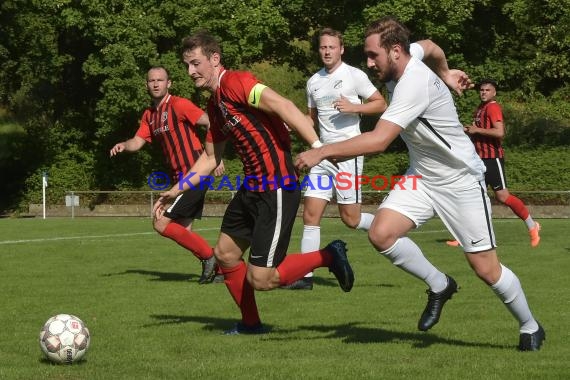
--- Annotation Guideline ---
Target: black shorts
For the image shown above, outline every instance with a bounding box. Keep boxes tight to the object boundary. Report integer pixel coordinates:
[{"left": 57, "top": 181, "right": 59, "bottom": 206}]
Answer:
[
  {"left": 164, "top": 188, "right": 207, "bottom": 220},
  {"left": 221, "top": 186, "right": 301, "bottom": 268},
  {"left": 483, "top": 158, "right": 507, "bottom": 191}
]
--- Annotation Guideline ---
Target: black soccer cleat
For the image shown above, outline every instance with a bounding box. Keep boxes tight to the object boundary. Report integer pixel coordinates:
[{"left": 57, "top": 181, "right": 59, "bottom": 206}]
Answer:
[
  {"left": 280, "top": 277, "right": 314, "bottom": 290},
  {"left": 325, "top": 240, "right": 354, "bottom": 292},
  {"left": 198, "top": 255, "right": 217, "bottom": 284},
  {"left": 223, "top": 322, "right": 269, "bottom": 335},
  {"left": 418, "top": 275, "right": 458, "bottom": 331},
  {"left": 518, "top": 323, "right": 546, "bottom": 351}
]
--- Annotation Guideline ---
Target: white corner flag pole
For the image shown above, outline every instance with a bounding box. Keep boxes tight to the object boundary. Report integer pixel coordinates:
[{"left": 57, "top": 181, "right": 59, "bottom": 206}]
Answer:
[{"left": 42, "top": 172, "right": 48, "bottom": 219}]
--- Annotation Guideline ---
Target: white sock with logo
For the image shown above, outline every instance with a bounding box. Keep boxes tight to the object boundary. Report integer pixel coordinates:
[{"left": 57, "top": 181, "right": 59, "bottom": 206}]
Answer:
[
  {"left": 380, "top": 237, "right": 447, "bottom": 292},
  {"left": 300, "top": 225, "right": 320, "bottom": 278},
  {"left": 491, "top": 264, "right": 538, "bottom": 333},
  {"left": 356, "top": 213, "right": 375, "bottom": 231}
]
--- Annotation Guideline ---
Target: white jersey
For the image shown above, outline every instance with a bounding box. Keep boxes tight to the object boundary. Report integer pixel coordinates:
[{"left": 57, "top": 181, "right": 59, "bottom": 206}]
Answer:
[
  {"left": 382, "top": 51, "right": 485, "bottom": 186},
  {"left": 307, "top": 62, "right": 378, "bottom": 144}
]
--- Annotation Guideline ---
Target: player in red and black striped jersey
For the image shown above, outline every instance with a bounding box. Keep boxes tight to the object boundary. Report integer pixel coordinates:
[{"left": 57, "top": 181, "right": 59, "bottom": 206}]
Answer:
[
  {"left": 110, "top": 66, "right": 223, "bottom": 284},
  {"left": 447, "top": 79, "right": 540, "bottom": 248},
  {"left": 154, "top": 31, "right": 354, "bottom": 334}
]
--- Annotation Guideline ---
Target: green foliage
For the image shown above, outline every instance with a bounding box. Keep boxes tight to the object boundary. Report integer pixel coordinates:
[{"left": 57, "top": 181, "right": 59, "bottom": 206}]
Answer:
[
  {"left": 0, "top": 109, "right": 29, "bottom": 211},
  {"left": 22, "top": 145, "right": 96, "bottom": 207},
  {"left": 502, "top": 98, "right": 570, "bottom": 148},
  {"left": 0, "top": 0, "right": 569, "bottom": 212},
  {"left": 248, "top": 61, "right": 307, "bottom": 110},
  {"left": 506, "top": 148, "right": 570, "bottom": 191}
]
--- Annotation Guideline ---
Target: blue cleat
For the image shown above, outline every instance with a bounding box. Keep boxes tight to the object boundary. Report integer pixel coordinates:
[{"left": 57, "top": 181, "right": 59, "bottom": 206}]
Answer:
[
  {"left": 325, "top": 240, "right": 354, "bottom": 292},
  {"left": 223, "top": 322, "right": 269, "bottom": 335}
]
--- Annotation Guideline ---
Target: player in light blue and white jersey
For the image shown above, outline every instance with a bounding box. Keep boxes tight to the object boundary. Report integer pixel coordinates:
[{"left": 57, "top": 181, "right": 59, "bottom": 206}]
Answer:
[{"left": 295, "top": 16, "right": 544, "bottom": 351}]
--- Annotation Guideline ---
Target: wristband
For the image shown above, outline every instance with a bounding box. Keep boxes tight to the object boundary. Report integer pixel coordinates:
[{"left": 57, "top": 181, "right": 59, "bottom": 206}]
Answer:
[{"left": 311, "top": 140, "right": 323, "bottom": 148}]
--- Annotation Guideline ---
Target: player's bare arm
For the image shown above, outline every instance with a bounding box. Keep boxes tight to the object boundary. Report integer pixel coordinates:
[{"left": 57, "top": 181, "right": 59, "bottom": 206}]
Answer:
[
  {"left": 416, "top": 40, "right": 473, "bottom": 95},
  {"left": 465, "top": 120, "right": 505, "bottom": 139},
  {"left": 295, "top": 119, "right": 401, "bottom": 170},
  {"left": 308, "top": 108, "right": 318, "bottom": 129},
  {"left": 194, "top": 112, "right": 224, "bottom": 176},
  {"left": 195, "top": 112, "right": 210, "bottom": 128},
  {"left": 255, "top": 85, "right": 320, "bottom": 147},
  {"left": 109, "top": 136, "right": 146, "bottom": 157},
  {"left": 153, "top": 140, "right": 225, "bottom": 216},
  {"left": 332, "top": 91, "right": 387, "bottom": 115}
]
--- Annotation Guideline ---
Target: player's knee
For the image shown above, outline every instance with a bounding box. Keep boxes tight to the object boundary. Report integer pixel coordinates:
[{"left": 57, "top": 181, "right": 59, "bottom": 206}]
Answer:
[
  {"left": 153, "top": 219, "right": 167, "bottom": 234},
  {"left": 213, "top": 247, "right": 232, "bottom": 266},
  {"left": 472, "top": 266, "right": 496, "bottom": 285},
  {"left": 303, "top": 210, "right": 321, "bottom": 225},
  {"left": 248, "top": 272, "right": 277, "bottom": 291},
  {"left": 249, "top": 279, "right": 272, "bottom": 291},
  {"left": 368, "top": 228, "right": 394, "bottom": 252},
  {"left": 495, "top": 192, "right": 510, "bottom": 203}
]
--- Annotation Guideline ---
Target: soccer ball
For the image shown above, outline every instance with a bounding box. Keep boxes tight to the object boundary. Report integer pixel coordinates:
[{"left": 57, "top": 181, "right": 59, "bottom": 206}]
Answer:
[{"left": 39, "top": 314, "right": 90, "bottom": 364}]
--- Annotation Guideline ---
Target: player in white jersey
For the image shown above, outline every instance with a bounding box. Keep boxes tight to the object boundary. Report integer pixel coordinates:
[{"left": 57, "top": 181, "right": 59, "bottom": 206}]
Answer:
[
  {"left": 295, "top": 16, "right": 544, "bottom": 351},
  {"left": 283, "top": 28, "right": 387, "bottom": 290}
]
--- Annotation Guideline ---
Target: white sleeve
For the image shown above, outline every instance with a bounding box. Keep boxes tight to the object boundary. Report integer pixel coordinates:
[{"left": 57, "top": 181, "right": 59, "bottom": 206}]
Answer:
[
  {"left": 410, "top": 42, "right": 424, "bottom": 61},
  {"left": 380, "top": 60, "right": 429, "bottom": 129},
  {"left": 352, "top": 68, "right": 378, "bottom": 100}
]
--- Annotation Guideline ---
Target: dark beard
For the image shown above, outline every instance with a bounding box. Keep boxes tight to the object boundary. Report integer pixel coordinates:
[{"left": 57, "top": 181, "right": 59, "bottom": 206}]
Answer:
[{"left": 378, "top": 55, "right": 397, "bottom": 83}]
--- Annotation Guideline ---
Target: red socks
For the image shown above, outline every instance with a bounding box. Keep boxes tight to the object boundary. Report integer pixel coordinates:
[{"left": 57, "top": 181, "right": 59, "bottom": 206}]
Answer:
[
  {"left": 504, "top": 195, "right": 530, "bottom": 221},
  {"left": 277, "top": 249, "right": 332, "bottom": 285},
  {"left": 220, "top": 261, "right": 260, "bottom": 326},
  {"left": 219, "top": 249, "right": 334, "bottom": 324},
  {"left": 161, "top": 223, "right": 213, "bottom": 260}
]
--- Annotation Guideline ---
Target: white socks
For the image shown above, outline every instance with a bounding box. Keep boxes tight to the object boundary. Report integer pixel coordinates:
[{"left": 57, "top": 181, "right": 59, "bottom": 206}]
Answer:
[
  {"left": 301, "top": 212, "right": 372, "bottom": 278},
  {"left": 524, "top": 216, "right": 536, "bottom": 230},
  {"left": 380, "top": 237, "right": 448, "bottom": 293},
  {"left": 491, "top": 264, "right": 538, "bottom": 333},
  {"left": 380, "top": 238, "right": 538, "bottom": 334},
  {"left": 300, "top": 225, "right": 321, "bottom": 278},
  {"left": 356, "top": 213, "right": 375, "bottom": 230}
]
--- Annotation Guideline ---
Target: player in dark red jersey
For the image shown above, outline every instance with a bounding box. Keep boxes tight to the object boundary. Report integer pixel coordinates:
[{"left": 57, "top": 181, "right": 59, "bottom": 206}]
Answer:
[
  {"left": 110, "top": 66, "right": 223, "bottom": 284},
  {"left": 154, "top": 31, "right": 354, "bottom": 335},
  {"left": 446, "top": 79, "right": 540, "bottom": 248}
]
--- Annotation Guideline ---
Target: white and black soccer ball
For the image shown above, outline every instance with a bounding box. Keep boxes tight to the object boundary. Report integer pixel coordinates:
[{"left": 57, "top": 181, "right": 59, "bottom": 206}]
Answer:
[{"left": 39, "top": 314, "right": 90, "bottom": 364}]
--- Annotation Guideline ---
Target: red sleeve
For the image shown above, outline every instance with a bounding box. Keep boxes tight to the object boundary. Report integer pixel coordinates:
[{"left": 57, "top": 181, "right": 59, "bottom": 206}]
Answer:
[
  {"left": 486, "top": 103, "right": 503, "bottom": 123},
  {"left": 174, "top": 97, "right": 205, "bottom": 126},
  {"left": 206, "top": 71, "right": 261, "bottom": 143},
  {"left": 223, "top": 71, "right": 259, "bottom": 105},
  {"left": 135, "top": 109, "right": 152, "bottom": 143}
]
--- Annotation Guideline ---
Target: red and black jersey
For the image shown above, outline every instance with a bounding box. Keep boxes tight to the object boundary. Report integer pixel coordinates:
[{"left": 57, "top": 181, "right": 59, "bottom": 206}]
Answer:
[
  {"left": 206, "top": 68, "right": 297, "bottom": 192},
  {"left": 136, "top": 95, "right": 205, "bottom": 181},
  {"left": 470, "top": 101, "right": 504, "bottom": 159}
]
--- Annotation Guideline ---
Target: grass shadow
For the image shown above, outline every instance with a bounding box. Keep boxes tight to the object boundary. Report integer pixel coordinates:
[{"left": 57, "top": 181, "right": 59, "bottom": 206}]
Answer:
[
  {"left": 145, "top": 316, "right": 511, "bottom": 350},
  {"left": 146, "top": 314, "right": 272, "bottom": 334},
  {"left": 38, "top": 357, "right": 89, "bottom": 366},
  {"left": 293, "top": 277, "right": 395, "bottom": 289},
  {"left": 101, "top": 269, "right": 195, "bottom": 282},
  {"left": 294, "top": 322, "right": 510, "bottom": 350}
]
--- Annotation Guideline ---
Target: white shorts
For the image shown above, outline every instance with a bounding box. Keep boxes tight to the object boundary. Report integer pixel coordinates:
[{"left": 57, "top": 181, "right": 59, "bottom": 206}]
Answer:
[
  {"left": 302, "top": 156, "right": 364, "bottom": 204},
  {"left": 379, "top": 175, "right": 497, "bottom": 253}
]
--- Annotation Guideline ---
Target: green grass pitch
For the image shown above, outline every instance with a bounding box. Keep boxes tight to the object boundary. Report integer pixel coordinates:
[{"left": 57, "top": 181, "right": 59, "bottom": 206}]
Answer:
[{"left": 0, "top": 216, "right": 568, "bottom": 379}]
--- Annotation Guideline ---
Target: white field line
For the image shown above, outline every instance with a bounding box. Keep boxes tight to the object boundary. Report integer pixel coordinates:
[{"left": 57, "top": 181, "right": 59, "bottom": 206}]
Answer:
[
  {"left": 0, "top": 228, "right": 220, "bottom": 245},
  {"left": 0, "top": 219, "right": 519, "bottom": 245}
]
